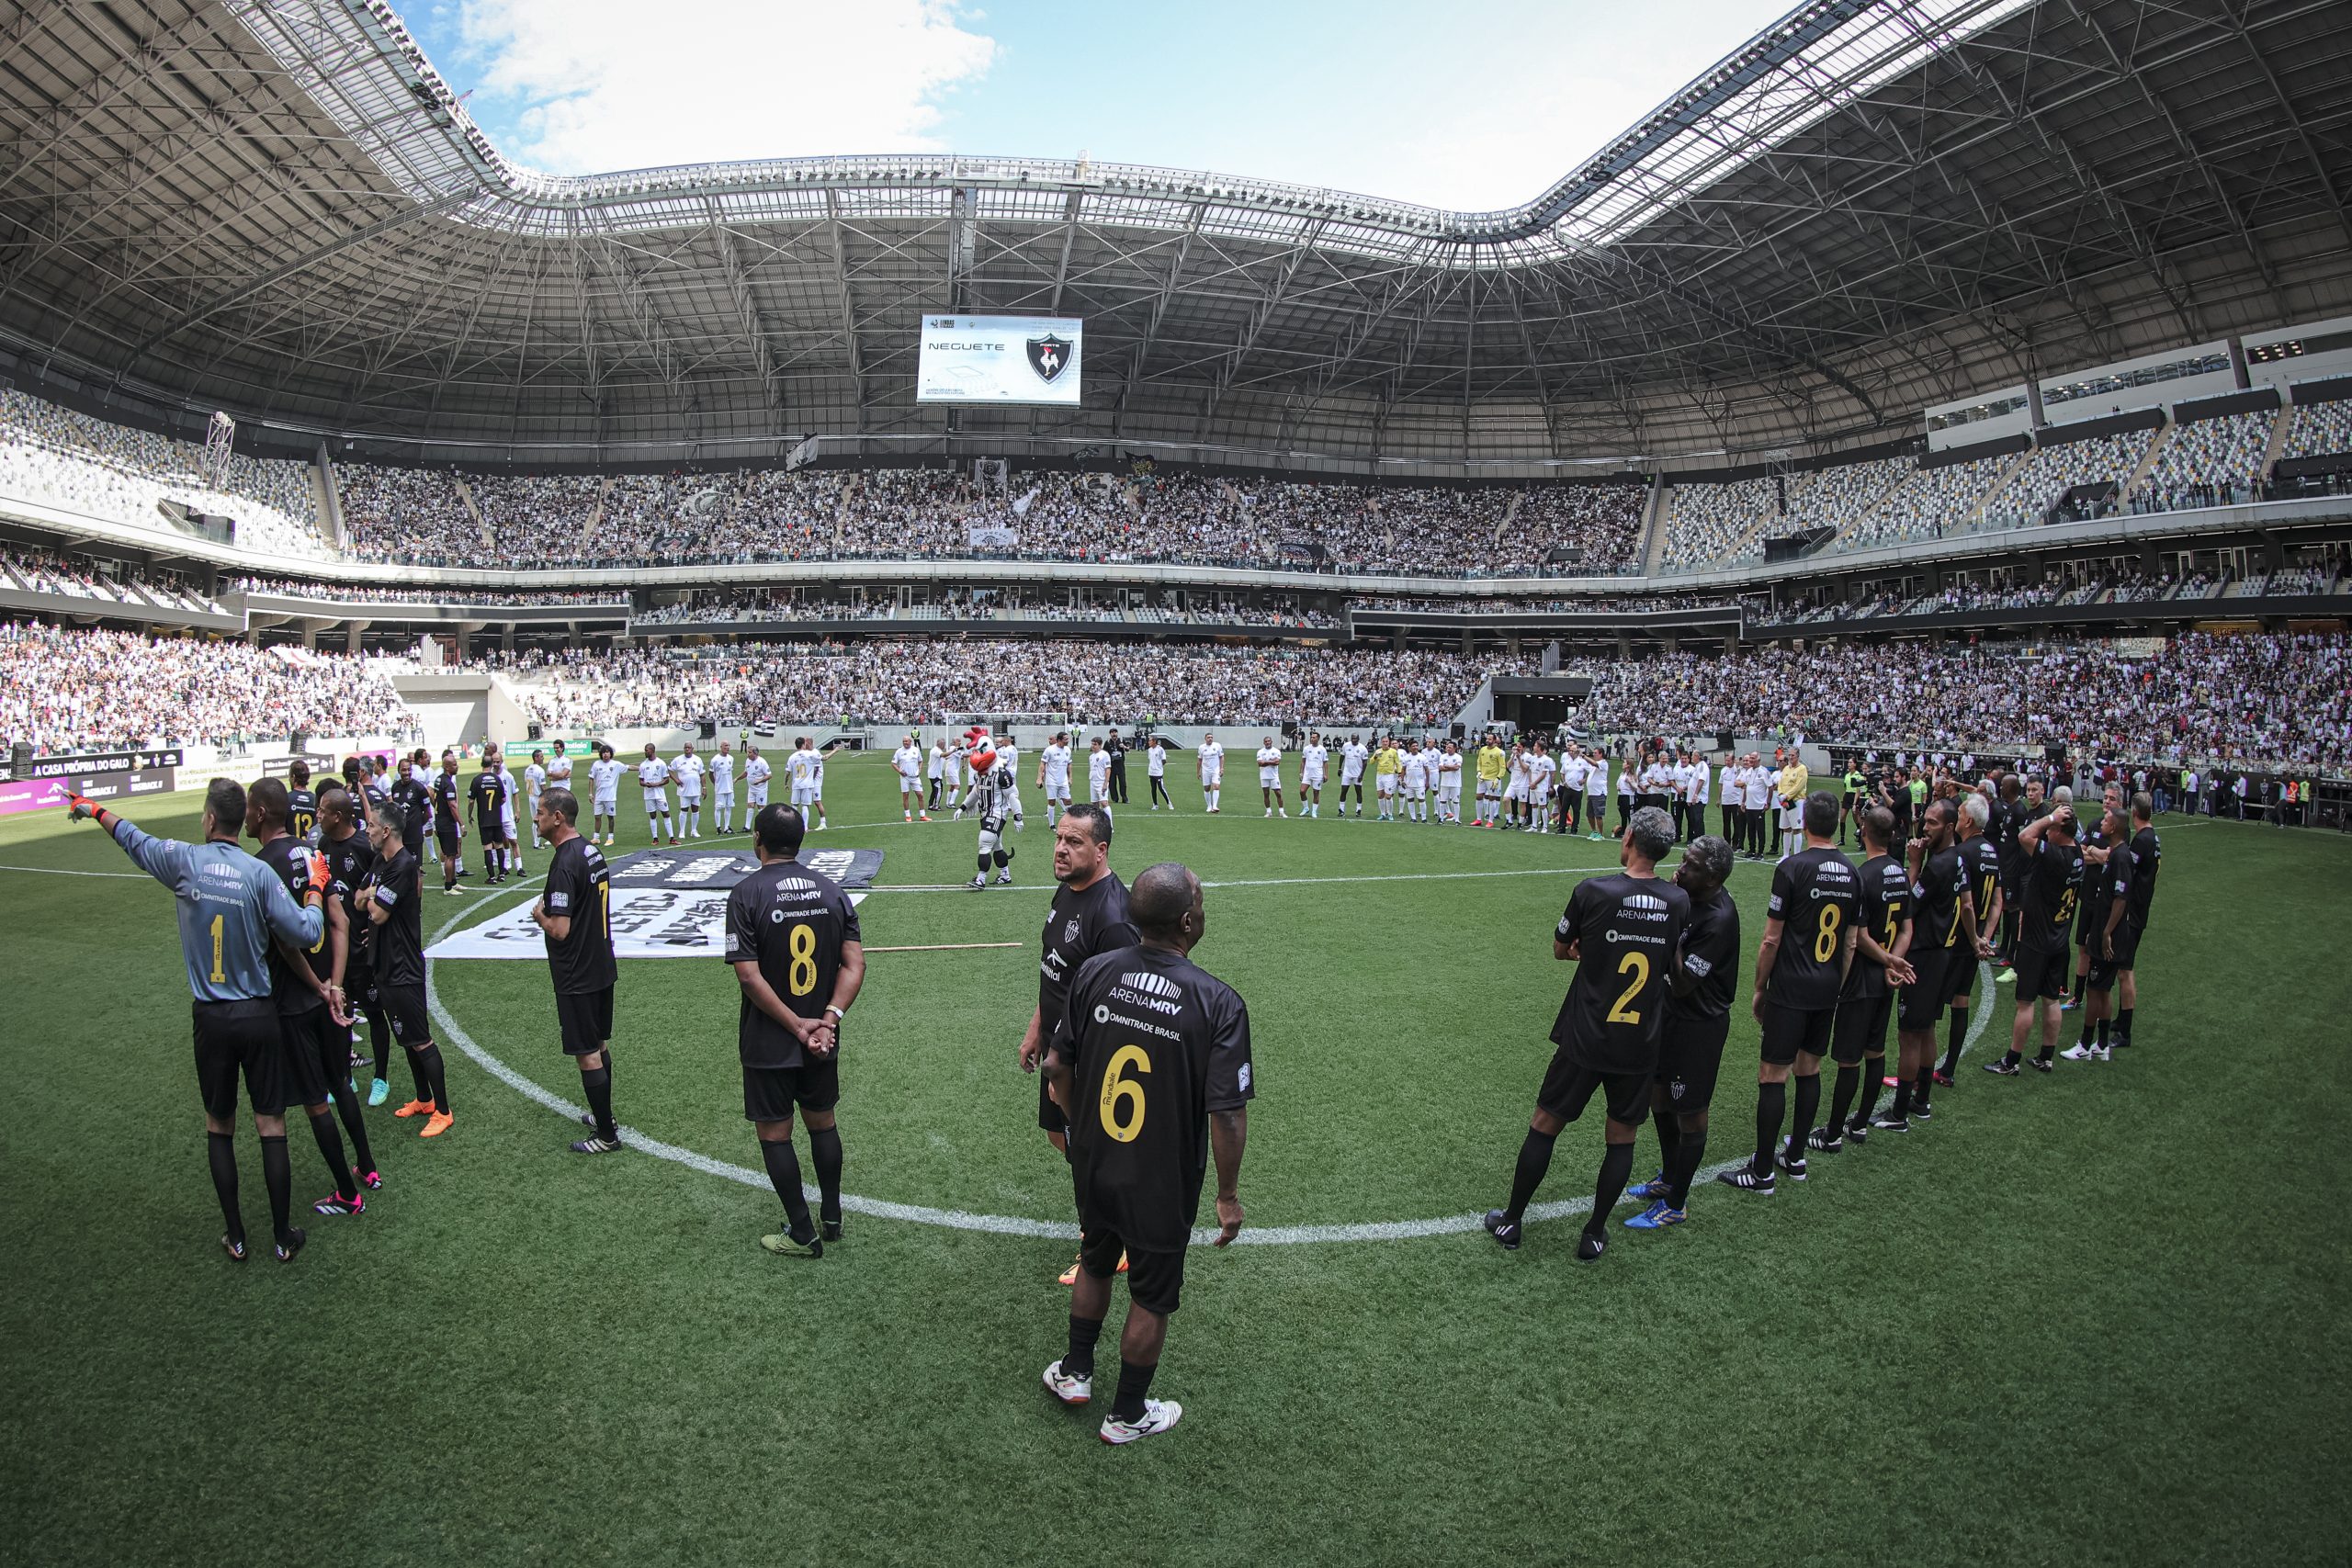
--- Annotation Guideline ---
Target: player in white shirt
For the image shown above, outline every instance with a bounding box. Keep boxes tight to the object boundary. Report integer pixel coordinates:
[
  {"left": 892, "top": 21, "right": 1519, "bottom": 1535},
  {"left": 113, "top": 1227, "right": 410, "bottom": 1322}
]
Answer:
[
  {"left": 1298, "top": 730, "right": 1329, "bottom": 818},
  {"left": 1143, "top": 735, "right": 1173, "bottom": 810},
  {"left": 741, "top": 744, "right": 772, "bottom": 819},
  {"left": 1436, "top": 739, "right": 1464, "bottom": 824},
  {"left": 1556, "top": 749, "right": 1588, "bottom": 836},
  {"left": 524, "top": 750, "right": 549, "bottom": 849},
  {"left": 786, "top": 738, "right": 820, "bottom": 812},
  {"left": 1255, "top": 737, "right": 1287, "bottom": 818},
  {"left": 670, "top": 742, "right": 706, "bottom": 840},
  {"left": 1527, "top": 740, "right": 1557, "bottom": 832},
  {"left": 587, "top": 743, "right": 622, "bottom": 846},
  {"left": 710, "top": 740, "right": 737, "bottom": 834},
  {"left": 1682, "top": 752, "right": 1711, "bottom": 844},
  {"left": 1037, "top": 733, "right": 1075, "bottom": 825},
  {"left": 497, "top": 752, "right": 526, "bottom": 872},
  {"left": 1741, "top": 752, "right": 1774, "bottom": 858},
  {"left": 638, "top": 743, "right": 676, "bottom": 845},
  {"left": 1087, "top": 739, "right": 1112, "bottom": 807},
  {"left": 1196, "top": 732, "right": 1225, "bottom": 814},
  {"left": 927, "top": 737, "right": 952, "bottom": 813},
  {"left": 1502, "top": 744, "right": 1530, "bottom": 830},
  {"left": 1402, "top": 740, "right": 1431, "bottom": 823},
  {"left": 1582, "top": 746, "right": 1610, "bottom": 840},
  {"left": 1339, "top": 735, "right": 1368, "bottom": 817},
  {"left": 893, "top": 733, "right": 930, "bottom": 822},
  {"left": 808, "top": 739, "right": 841, "bottom": 830}
]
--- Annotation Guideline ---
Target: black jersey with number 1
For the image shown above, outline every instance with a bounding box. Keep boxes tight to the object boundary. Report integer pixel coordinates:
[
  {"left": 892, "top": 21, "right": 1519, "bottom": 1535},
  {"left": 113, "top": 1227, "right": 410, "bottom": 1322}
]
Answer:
[
  {"left": 1059, "top": 943, "right": 1254, "bottom": 1253},
  {"left": 723, "top": 857, "right": 861, "bottom": 1070},
  {"left": 1551, "top": 872, "right": 1692, "bottom": 1073},
  {"left": 1842, "top": 852, "right": 1912, "bottom": 999},
  {"left": 541, "top": 836, "right": 617, "bottom": 995},
  {"left": 1766, "top": 846, "right": 1860, "bottom": 1010}
]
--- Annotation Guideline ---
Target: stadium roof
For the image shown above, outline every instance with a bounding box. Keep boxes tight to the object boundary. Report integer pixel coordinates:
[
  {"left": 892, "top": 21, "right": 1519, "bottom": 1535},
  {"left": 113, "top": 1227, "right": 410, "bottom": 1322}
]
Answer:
[{"left": 3, "top": 0, "right": 2351, "bottom": 468}]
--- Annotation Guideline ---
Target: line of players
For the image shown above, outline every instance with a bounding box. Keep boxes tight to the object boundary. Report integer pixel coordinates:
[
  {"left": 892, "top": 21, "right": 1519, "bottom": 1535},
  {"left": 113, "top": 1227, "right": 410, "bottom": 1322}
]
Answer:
[{"left": 1479, "top": 768, "right": 2163, "bottom": 1257}]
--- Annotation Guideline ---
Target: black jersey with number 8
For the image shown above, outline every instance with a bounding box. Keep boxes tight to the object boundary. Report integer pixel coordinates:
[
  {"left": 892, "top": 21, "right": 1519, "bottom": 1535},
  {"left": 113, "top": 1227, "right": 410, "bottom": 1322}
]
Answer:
[
  {"left": 1766, "top": 847, "right": 1860, "bottom": 1010},
  {"left": 724, "top": 858, "right": 861, "bottom": 1069}
]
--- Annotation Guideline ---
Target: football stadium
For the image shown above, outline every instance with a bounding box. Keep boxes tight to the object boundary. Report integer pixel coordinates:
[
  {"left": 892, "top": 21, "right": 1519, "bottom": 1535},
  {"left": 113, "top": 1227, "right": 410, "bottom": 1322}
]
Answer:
[{"left": 4, "top": 0, "right": 2350, "bottom": 1559}]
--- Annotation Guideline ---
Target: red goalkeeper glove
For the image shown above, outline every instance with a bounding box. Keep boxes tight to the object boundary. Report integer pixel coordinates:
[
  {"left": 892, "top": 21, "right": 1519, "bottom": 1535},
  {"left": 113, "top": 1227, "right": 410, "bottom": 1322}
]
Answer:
[
  {"left": 306, "top": 849, "right": 332, "bottom": 899},
  {"left": 67, "top": 794, "right": 104, "bottom": 823}
]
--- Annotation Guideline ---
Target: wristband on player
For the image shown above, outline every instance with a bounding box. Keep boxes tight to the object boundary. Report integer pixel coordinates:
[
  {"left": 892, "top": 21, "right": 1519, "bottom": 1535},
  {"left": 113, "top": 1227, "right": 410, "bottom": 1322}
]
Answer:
[{"left": 823, "top": 1005, "right": 845, "bottom": 1020}]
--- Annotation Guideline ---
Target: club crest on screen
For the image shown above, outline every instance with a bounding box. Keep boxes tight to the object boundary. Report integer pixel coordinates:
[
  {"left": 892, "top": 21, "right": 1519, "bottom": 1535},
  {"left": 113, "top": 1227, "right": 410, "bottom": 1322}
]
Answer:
[{"left": 1026, "top": 333, "right": 1072, "bottom": 383}]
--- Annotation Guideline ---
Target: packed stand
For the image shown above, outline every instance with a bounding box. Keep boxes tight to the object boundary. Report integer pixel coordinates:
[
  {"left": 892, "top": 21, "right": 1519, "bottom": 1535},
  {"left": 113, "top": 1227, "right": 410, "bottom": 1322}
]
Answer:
[
  {"left": 0, "top": 621, "right": 417, "bottom": 752},
  {"left": 231, "top": 576, "right": 628, "bottom": 608}
]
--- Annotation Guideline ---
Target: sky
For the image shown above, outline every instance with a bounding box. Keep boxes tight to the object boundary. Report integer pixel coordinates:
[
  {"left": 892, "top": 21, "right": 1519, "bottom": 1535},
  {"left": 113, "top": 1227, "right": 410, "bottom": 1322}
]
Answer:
[{"left": 399, "top": 0, "right": 1797, "bottom": 209}]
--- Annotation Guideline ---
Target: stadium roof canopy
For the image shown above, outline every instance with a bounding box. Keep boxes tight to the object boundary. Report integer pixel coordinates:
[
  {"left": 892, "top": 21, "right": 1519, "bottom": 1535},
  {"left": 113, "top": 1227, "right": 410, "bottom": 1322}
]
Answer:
[{"left": 3, "top": 0, "right": 2351, "bottom": 470}]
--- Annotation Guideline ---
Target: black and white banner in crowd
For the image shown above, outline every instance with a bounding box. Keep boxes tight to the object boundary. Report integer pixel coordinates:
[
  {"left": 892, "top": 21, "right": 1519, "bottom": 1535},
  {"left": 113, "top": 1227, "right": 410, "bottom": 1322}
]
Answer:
[{"left": 425, "top": 847, "right": 879, "bottom": 961}]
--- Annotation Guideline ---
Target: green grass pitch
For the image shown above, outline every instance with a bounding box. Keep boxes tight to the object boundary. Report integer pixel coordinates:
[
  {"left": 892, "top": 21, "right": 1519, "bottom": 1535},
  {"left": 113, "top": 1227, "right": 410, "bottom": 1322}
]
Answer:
[{"left": 2, "top": 755, "right": 2346, "bottom": 1565}]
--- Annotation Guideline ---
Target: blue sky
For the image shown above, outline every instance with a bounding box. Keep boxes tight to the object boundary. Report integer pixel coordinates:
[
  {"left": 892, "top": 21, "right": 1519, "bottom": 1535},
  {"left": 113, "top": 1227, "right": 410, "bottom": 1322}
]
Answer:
[{"left": 400, "top": 0, "right": 1794, "bottom": 209}]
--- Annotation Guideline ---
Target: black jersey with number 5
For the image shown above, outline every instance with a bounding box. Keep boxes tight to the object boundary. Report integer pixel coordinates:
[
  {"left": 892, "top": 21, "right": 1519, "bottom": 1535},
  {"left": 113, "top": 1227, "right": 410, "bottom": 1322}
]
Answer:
[
  {"left": 1551, "top": 872, "right": 1691, "bottom": 1073},
  {"left": 1059, "top": 943, "right": 1253, "bottom": 1252},
  {"left": 1842, "top": 853, "right": 1913, "bottom": 999},
  {"left": 723, "top": 857, "right": 861, "bottom": 1069},
  {"left": 1767, "top": 846, "right": 1860, "bottom": 1010},
  {"left": 541, "top": 836, "right": 617, "bottom": 995}
]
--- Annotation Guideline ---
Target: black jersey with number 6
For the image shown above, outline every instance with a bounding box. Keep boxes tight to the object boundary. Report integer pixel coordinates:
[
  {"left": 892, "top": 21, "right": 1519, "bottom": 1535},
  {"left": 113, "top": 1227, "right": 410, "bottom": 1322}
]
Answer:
[
  {"left": 1766, "top": 846, "right": 1860, "bottom": 1010},
  {"left": 541, "top": 836, "right": 617, "bottom": 995},
  {"left": 1551, "top": 872, "right": 1691, "bottom": 1073},
  {"left": 1842, "top": 852, "right": 1913, "bottom": 1000},
  {"left": 724, "top": 857, "right": 861, "bottom": 1069},
  {"left": 1059, "top": 944, "right": 1253, "bottom": 1252}
]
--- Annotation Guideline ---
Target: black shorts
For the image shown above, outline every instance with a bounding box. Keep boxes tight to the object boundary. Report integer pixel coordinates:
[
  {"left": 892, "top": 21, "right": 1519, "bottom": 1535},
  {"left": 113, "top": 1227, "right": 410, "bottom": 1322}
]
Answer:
[
  {"left": 1037, "top": 1074, "right": 1068, "bottom": 1136},
  {"left": 1080, "top": 1228, "right": 1185, "bottom": 1316},
  {"left": 1758, "top": 1000, "right": 1835, "bottom": 1066},
  {"left": 1655, "top": 1011, "right": 1730, "bottom": 1114},
  {"left": 2085, "top": 943, "right": 2122, "bottom": 991},
  {"left": 1535, "top": 1047, "right": 1649, "bottom": 1125},
  {"left": 742, "top": 1057, "right": 839, "bottom": 1122},
  {"left": 277, "top": 1004, "right": 342, "bottom": 1106},
  {"left": 2111, "top": 921, "right": 2143, "bottom": 972},
  {"left": 555, "top": 986, "right": 615, "bottom": 1056},
  {"left": 1946, "top": 948, "right": 1982, "bottom": 1007},
  {"left": 435, "top": 824, "right": 461, "bottom": 857},
  {"left": 1830, "top": 990, "right": 1894, "bottom": 1064},
  {"left": 2013, "top": 943, "right": 2067, "bottom": 1001},
  {"left": 1899, "top": 948, "right": 1952, "bottom": 1031},
  {"left": 193, "top": 998, "right": 287, "bottom": 1119},
  {"left": 478, "top": 822, "right": 509, "bottom": 846},
  {"left": 380, "top": 983, "right": 433, "bottom": 1050}
]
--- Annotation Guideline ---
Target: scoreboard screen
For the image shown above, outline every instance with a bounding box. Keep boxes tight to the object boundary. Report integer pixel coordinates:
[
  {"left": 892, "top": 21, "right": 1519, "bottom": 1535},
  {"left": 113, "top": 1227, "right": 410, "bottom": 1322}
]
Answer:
[{"left": 916, "top": 314, "right": 1083, "bottom": 405}]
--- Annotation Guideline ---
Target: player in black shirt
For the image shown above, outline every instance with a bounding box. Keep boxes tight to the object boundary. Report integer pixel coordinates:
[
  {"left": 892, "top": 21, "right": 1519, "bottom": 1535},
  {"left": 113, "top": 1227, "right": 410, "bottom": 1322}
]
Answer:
[
  {"left": 1721, "top": 791, "right": 1858, "bottom": 1195},
  {"left": 1042, "top": 861, "right": 1250, "bottom": 1444},
  {"left": 2113, "top": 793, "right": 2160, "bottom": 1049},
  {"left": 2066, "top": 784, "right": 2126, "bottom": 1010},
  {"left": 530, "top": 787, "right": 624, "bottom": 1154},
  {"left": 249, "top": 779, "right": 375, "bottom": 1219},
  {"left": 469, "top": 752, "right": 513, "bottom": 886},
  {"left": 429, "top": 756, "right": 464, "bottom": 895},
  {"left": 1815, "top": 807, "right": 1915, "bottom": 1154},
  {"left": 287, "top": 759, "right": 319, "bottom": 845},
  {"left": 1939, "top": 790, "right": 2005, "bottom": 1080},
  {"left": 1623, "top": 833, "right": 1738, "bottom": 1231},
  {"left": 1012, "top": 805, "right": 1141, "bottom": 1283},
  {"left": 390, "top": 753, "right": 431, "bottom": 852},
  {"left": 2063, "top": 805, "right": 2135, "bottom": 1063},
  {"left": 1483, "top": 807, "right": 1690, "bottom": 1259},
  {"left": 318, "top": 785, "right": 397, "bottom": 1111},
  {"left": 724, "top": 804, "right": 865, "bottom": 1257},
  {"left": 1892, "top": 797, "right": 1987, "bottom": 1126},
  {"left": 1986, "top": 803, "right": 2082, "bottom": 1075},
  {"left": 359, "top": 798, "right": 455, "bottom": 1136}
]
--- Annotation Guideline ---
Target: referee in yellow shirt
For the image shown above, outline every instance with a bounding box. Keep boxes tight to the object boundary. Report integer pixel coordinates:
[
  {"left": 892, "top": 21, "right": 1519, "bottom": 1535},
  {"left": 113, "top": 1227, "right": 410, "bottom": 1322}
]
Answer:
[
  {"left": 1475, "top": 739, "right": 1508, "bottom": 827},
  {"left": 1374, "top": 739, "right": 1403, "bottom": 821},
  {"left": 1774, "top": 750, "right": 1810, "bottom": 860}
]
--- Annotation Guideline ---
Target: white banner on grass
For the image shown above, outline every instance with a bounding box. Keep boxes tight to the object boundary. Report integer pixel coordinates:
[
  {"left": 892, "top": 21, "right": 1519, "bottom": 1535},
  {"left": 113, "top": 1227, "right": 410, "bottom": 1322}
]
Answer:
[{"left": 427, "top": 886, "right": 866, "bottom": 961}]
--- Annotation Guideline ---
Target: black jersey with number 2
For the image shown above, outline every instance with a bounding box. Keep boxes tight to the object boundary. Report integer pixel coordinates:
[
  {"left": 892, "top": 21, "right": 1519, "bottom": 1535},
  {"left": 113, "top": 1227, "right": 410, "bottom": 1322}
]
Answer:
[
  {"left": 541, "top": 835, "right": 617, "bottom": 995},
  {"left": 723, "top": 858, "right": 862, "bottom": 1069},
  {"left": 1551, "top": 872, "right": 1691, "bottom": 1073},
  {"left": 1914, "top": 842, "right": 1966, "bottom": 952},
  {"left": 1767, "top": 846, "right": 1860, "bottom": 1010},
  {"left": 1059, "top": 944, "right": 1254, "bottom": 1252}
]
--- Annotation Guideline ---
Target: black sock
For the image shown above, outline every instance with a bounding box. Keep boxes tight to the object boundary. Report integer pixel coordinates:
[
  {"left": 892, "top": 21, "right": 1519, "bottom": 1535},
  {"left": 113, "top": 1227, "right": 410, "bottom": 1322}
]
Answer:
[
  {"left": 2001, "top": 1047, "right": 2021, "bottom": 1067},
  {"left": 260, "top": 1133, "right": 293, "bottom": 1245},
  {"left": 1503, "top": 1128, "right": 1556, "bottom": 1223},
  {"left": 809, "top": 1125, "right": 843, "bottom": 1224},
  {"left": 2115, "top": 1006, "right": 2133, "bottom": 1043},
  {"left": 1666, "top": 1128, "right": 1707, "bottom": 1209},
  {"left": 207, "top": 1131, "right": 243, "bottom": 1244},
  {"left": 1890, "top": 1077, "right": 1913, "bottom": 1119},
  {"left": 1852, "top": 1058, "right": 1884, "bottom": 1130},
  {"left": 1590, "top": 1140, "right": 1634, "bottom": 1228},
  {"left": 331, "top": 1073, "right": 375, "bottom": 1173},
  {"left": 582, "top": 1064, "right": 616, "bottom": 1141},
  {"left": 1064, "top": 1313, "right": 1103, "bottom": 1379},
  {"left": 2095, "top": 1018, "right": 2110, "bottom": 1047},
  {"left": 759, "top": 1138, "right": 813, "bottom": 1237},
  {"left": 367, "top": 1008, "right": 391, "bottom": 1084},
  {"left": 1785, "top": 1074, "right": 1820, "bottom": 1162},
  {"left": 1112, "top": 1359, "right": 1158, "bottom": 1423},
  {"left": 2036, "top": 1040, "right": 2055, "bottom": 1063},
  {"left": 308, "top": 1107, "right": 357, "bottom": 1201},
  {"left": 2070, "top": 971, "right": 2086, "bottom": 1005},
  {"left": 415, "top": 1043, "right": 450, "bottom": 1112},
  {"left": 1650, "top": 1105, "right": 1680, "bottom": 1168},
  {"left": 1826, "top": 1062, "right": 1861, "bottom": 1137},
  {"left": 404, "top": 1044, "right": 435, "bottom": 1105},
  {"left": 1940, "top": 1006, "right": 1967, "bottom": 1074},
  {"left": 1911, "top": 1065, "right": 1932, "bottom": 1107},
  {"left": 1754, "top": 1080, "right": 1785, "bottom": 1173}
]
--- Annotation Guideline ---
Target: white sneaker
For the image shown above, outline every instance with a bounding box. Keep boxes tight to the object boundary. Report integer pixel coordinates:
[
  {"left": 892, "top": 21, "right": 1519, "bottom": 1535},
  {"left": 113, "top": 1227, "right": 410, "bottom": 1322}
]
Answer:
[
  {"left": 1278, "top": 809, "right": 1287, "bottom": 818},
  {"left": 1264, "top": 808, "right": 1272, "bottom": 818},
  {"left": 2058, "top": 1043, "right": 2096, "bottom": 1061},
  {"left": 1100, "top": 1398, "right": 1182, "bottom": 1445},
  {"left": 1042, "top": 1359, "right": 1091, "bottom": 1407},
  {"left": 2090, "top": 1044, "right": 2112, "bottom": 1062}
]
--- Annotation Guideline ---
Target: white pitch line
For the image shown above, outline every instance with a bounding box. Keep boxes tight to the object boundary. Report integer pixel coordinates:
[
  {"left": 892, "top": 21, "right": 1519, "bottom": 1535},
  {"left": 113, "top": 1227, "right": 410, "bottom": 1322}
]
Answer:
[
  {"left": 425, "top": 880, "right": 2001, "bottom": 1247},
  {"left": 0, "top": 862, "right": 149, "bottom": 878}
]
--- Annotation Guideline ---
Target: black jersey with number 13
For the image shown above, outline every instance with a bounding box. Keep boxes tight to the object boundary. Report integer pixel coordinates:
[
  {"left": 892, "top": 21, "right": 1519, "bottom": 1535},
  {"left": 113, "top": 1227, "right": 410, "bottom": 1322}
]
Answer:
[
  {"left": 1767, "top": 847, "right": 1860, "bottom": 1010},
  {"left": 1551, "top": 872, "right": 1691, "bottom": 1073},
  {"left": 723, "top": 859, "right": 861, "bottom": 1069}
]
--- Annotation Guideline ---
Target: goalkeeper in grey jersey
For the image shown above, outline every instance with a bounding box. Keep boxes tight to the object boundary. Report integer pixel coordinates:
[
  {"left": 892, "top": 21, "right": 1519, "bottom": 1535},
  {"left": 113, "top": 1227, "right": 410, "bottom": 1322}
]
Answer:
[{"left": 962, "top": 740, "right": 1021, "bottom": 890}]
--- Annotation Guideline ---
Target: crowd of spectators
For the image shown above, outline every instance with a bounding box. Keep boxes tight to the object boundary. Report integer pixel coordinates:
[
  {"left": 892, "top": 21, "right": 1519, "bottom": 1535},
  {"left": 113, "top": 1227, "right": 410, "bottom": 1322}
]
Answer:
[
  {"left": 0, "top": 621, "right": 416, "bottom": 752},
  {"left": 3, "top": 547, "right": 222, "bottom": 613},
  {"left": 0, "top": 389, "right": 328, "bottom": 558},
  {"left": 231, "top": 576, "right": 628, "bottom": 608}
]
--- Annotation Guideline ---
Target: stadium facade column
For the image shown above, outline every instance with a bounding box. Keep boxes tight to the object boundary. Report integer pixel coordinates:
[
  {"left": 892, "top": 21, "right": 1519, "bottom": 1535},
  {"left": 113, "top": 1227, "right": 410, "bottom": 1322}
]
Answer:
[
  {"left": 1617, "top": 632, "right": 1632, "bottom": 659},
  {"left": 502, "top": 624, "right": 514, "bottom": 654},
  {"left": 1394, "top": 627, "right": 1408, "bottom": 652},
  {"left": 1461, "top": 631, "right": 1474, "bottom": 656},
  {"left": 2228, "top": 336, "right": 2252, "bottom": 390},
  {"left": 347, "top": 623, "right": 364, "bottom": 654}
]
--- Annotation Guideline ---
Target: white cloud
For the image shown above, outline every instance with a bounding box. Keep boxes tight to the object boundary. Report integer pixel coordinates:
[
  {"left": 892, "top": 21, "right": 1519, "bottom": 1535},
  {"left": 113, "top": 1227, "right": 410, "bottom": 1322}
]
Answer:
[{"left": 457, "top": 0, "right": 997, "bottom": 174}]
